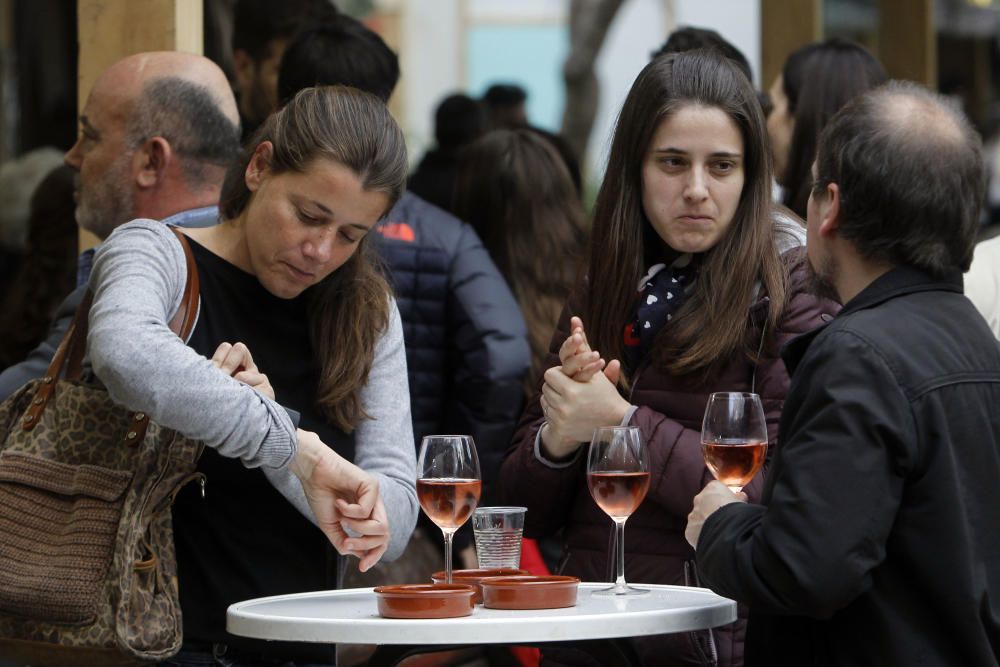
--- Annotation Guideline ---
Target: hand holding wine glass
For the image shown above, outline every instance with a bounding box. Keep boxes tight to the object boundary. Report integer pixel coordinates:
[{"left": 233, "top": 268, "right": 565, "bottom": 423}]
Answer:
[
  {"left": 587, "top": 426, "right": 650, "bottom": 596},
  {"left": 700, "top": 392, "right": 768, "bottom": 493},
  {"left": 416, "top": 435, "right": 482, "bottom": 584}
]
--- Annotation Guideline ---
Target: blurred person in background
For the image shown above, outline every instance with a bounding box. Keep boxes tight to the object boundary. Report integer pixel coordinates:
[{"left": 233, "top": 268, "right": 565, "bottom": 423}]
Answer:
[
  {"left": 409, "top": 93, "right": 489, "bottom": 214},
  {"left": 483, "top": 83, "right": 529, "bottom": 129},
  {"left": 499, "top": 51, "right": 836, "bottom": 667},
  {"left": 453, "top": 128, "right": 588, "bottom": 396},
  {"left": 231, "top": 0, "right": 340, "bottom": 139},
  {"left": 526, "top": 126, "right": 584, "bottom": 198},
  {"left": 0, "top": 148, "right": 67, "bottom": 291},
  {"left": 0, "top": 52, "right": 241, "bottom": 401},
  {"left": 0, "top": 164, "right": 77, "bottom": 369},
  {"left": 652, "top": 25, "right": 773, "bottom": 118},
  {"left": 767, "top": 38, "right": 887, "bottom": 217},
  {"left": 652, "top": 25, "right": 753, "bottom": 83}
]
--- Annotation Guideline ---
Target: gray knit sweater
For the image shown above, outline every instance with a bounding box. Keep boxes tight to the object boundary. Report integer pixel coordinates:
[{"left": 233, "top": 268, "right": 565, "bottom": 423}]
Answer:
[{"left": 87, "top": 219, "right": 417, "bottom": 560}]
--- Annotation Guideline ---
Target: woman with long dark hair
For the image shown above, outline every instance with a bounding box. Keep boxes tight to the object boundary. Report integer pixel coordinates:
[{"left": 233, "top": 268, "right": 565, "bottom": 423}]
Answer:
[
  {"left": 453, "top": 128, "right": 588, "bottom": 394},
  {"left": 768, "top": 38, "right": 887, "bottom": 217},
  {"left": 87, "top": 86, "right": 417, "bottom": 665},
  {"left": 499, "top": 51, "right": 837, "bottom": 666}
]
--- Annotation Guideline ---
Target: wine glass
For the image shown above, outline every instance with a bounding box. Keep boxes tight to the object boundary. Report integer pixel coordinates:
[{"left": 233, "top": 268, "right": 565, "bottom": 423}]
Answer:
[
  {"left": 417, "top": 435, "right": 482, "bottom": 584},
  {"left": 586, "top": 426, "right": 650, "bottom": 596},
  {"left": 700, "top": 392, "right": 768, "bottom": 493}
]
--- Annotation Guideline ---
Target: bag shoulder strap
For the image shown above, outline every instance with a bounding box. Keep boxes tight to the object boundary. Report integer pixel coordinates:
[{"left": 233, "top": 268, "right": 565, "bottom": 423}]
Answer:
[
  {"left": 21, "top": 226, "right": 201, "bottom": 432},
  {"left": 165, "top": 227, "right": 201, "bottom": 342}
]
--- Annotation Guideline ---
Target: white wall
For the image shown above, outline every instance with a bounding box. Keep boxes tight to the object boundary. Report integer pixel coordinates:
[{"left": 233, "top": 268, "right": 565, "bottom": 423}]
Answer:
[
  {"left": 396, "top": 0, "right": 762, "bottom": 180},
  {"left": 398, "top": 0, "right": 464, "bottom": 159},
  {"left": 588, "top": 0, "right": 761, "bottom": 183}
]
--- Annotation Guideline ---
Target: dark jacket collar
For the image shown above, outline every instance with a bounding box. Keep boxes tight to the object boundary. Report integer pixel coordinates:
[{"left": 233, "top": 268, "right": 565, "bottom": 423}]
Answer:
[{"left": 781, "top": 265, "right": 963, "bottom": 375}]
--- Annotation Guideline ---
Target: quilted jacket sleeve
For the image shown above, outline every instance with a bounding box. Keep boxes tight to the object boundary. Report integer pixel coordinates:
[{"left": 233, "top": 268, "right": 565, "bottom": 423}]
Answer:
[
  {"left": 498, "top": 294, "right": 584, "bottom": 539},
  {"left": 442, "top": 222, "right": 531, "bottom": 499}
]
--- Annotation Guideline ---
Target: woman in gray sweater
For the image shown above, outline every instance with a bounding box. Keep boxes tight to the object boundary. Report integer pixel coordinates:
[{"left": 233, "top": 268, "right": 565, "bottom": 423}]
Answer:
[{"left": 87, "top": 86, "right": 417, "bottom": 664}]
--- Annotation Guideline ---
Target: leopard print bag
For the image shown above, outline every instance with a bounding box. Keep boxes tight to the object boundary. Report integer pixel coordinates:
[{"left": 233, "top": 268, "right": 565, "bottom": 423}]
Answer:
[{"left": 0, "top": 229, "right": 202, "bottom": 665}]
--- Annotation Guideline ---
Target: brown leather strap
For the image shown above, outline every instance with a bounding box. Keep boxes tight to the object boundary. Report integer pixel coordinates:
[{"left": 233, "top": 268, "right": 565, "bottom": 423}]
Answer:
[
  {"left": 167, "top": 227, "right": 200, "bottom": 341},
  {"left": 64, "top": 291, "right": 94, "bottom": 381},
  {"left": 22, "top": 226, "right": 201, "bottom": 432},
  {"left": 20, "top": 292, "right": 93, "bottom": 430}
]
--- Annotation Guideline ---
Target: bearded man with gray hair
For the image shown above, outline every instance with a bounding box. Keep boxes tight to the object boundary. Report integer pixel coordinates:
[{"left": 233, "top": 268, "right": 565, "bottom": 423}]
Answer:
[{"left": 0, "top": 52, "right": 240, "bottom": 398}]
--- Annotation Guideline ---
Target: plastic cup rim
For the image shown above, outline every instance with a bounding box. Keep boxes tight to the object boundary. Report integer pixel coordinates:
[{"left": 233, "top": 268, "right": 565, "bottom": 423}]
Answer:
[{"left": 473, "top": 506, "right": 527, "bottom": 515}]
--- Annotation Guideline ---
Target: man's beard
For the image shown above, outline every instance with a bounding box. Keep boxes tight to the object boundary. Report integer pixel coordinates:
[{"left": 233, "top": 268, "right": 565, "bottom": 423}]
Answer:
[
  {"left": 806, "top": 253, "right": 842, "bottom": 304},
  {"left": 75, "top": 156, "right": 135, "bottom": 241}
]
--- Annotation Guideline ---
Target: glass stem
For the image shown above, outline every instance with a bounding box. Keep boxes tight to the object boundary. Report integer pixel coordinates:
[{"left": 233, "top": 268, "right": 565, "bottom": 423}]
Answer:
[
  {"left": 443, "top": 528, "right": 455, "bottom": 584},
  {"left": 614, "top": 518, "right": 627, "bottom": 593}
]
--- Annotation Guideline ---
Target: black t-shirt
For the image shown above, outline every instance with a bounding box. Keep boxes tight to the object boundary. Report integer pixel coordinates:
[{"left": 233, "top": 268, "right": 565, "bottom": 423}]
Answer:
[{"left": 172, "top": 238, "right": 353, "bottom": 656}]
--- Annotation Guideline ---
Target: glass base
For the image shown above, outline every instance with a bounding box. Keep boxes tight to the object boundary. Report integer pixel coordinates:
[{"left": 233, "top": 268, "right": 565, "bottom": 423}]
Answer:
[{"left": 592, "top": 583, "right": 650, "bottom": 597}]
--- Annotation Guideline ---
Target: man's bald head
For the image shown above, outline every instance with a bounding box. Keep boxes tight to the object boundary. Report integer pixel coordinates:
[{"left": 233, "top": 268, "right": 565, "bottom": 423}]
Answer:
[
  {"left": 66, "top": 52, "right": 240, "bottom": 239},
  {"left": 97, "top": 51, "right": 239, "bottom": 128},
  {"left": 813, "top": 81, "right": 984, "bottom": 276}
]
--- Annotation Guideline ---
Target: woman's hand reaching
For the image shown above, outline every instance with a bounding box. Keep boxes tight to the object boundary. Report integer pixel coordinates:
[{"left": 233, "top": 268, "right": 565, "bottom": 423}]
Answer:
[
  {"left": 290, "top": 429, "right": 390, "bottom": 572},
  {"left": 210, "top": 341, "right": 275, "bottom": 400}
]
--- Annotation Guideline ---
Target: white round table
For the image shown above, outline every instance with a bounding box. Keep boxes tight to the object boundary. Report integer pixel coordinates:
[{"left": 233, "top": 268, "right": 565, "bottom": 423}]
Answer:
[{"left": 227, "top": 583, "right": 736, "bottom": 646}]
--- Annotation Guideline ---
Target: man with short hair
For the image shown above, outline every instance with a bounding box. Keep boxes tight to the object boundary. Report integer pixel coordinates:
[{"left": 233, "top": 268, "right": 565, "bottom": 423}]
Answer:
[
  {"left": 685, "top": 81, "right": 1000, "bottom": 666},
  {"left": 408, "top": 93, "right": 488, "bottom": 214},
  {"left": 482, "top": 83, "right": 528, "bottom": 129},
  {"left": 0, "top": 51, "right": 240, "bottom": 399},
  {"left": 232, "top": 0, "right": 340, "bottom": 138},
  {"left": 651, "top": 25, "right": 754, "bottom": 82}
]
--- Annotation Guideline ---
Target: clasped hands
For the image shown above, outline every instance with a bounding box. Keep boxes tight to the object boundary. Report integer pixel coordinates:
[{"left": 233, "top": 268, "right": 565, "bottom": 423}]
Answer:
[
  {"left": 534, "top": 327, "right": 746, "bottom": 550},
  {"left": 209, "top": 342, "right": 389, "bottom": 572},
  {"left": 539, "top": 317, "right": 632, "bottom": 460}
]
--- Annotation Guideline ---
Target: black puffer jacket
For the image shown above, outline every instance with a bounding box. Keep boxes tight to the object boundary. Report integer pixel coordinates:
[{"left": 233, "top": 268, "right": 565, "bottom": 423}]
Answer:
[{"left": 375, "top": 191, "right": 530, "bottom": 497}]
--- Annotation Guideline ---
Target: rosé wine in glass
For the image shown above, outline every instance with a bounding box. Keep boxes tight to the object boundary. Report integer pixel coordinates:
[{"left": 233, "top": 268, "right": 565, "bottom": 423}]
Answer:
[
  {"left": 417, "top": 436, "right": 481, "bottom": 584},
  {"left": 587, "top": 426, "right": 650, "bottom": 596},
  {"left": 700, "top": 393, "right": 768, "bottom": 493}
]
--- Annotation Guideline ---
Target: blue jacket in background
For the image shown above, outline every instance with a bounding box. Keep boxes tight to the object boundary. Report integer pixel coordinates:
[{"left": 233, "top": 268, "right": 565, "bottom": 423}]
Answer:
[{"left": 375, "top": 191, "right": 530, "bottom": 498}]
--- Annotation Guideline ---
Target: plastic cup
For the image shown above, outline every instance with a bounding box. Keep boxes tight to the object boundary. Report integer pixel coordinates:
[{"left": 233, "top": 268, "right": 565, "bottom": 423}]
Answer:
[{"left": 472, "top": 506, "right": 526, "bottom": 569}]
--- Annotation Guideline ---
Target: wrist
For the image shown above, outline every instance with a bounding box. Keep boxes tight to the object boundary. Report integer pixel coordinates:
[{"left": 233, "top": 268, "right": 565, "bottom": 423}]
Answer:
[
  {"left": 540, "top": 423, "right": 580, "bottom": 461},
  {"left": 290, "top": 430, "right": 322, "bottom": 481},
  {"left": 611, "top": 396, "right": 633, "bottom": 426}
]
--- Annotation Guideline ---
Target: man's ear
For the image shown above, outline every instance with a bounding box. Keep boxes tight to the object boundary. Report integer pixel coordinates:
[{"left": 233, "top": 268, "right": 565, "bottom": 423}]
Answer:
[
  {"left": 245, "top": 141, "right": 273, "bottom": 192},
  {"left": 133, "top": 137, "right": 172, "bottom": 189},
  {"left": 818, "top": 182, "right": 841, "bottom": 238}
]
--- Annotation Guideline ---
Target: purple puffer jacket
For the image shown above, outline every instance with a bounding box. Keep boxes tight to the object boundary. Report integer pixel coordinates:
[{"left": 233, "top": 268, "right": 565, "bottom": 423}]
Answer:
[{"left": 498, "top": 246, "right": 839, "bottom": 667}]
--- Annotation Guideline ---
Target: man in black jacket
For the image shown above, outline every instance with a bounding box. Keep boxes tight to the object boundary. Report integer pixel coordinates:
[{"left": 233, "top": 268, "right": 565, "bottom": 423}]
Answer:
[{"left": 686, "top": 81, "right": 1000, "bottom": 666}]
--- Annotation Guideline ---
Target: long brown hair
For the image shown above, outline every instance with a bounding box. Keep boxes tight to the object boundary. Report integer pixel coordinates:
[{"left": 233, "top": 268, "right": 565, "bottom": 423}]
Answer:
[
  {"left": 453, "top": 129, "right": 588, "bottom": 391},
  {"left": 587, "top": 50, "right": 787, "bottom": 381},
  {"left": 220, "top": 86, "right": 407, "bottom": 431}
]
